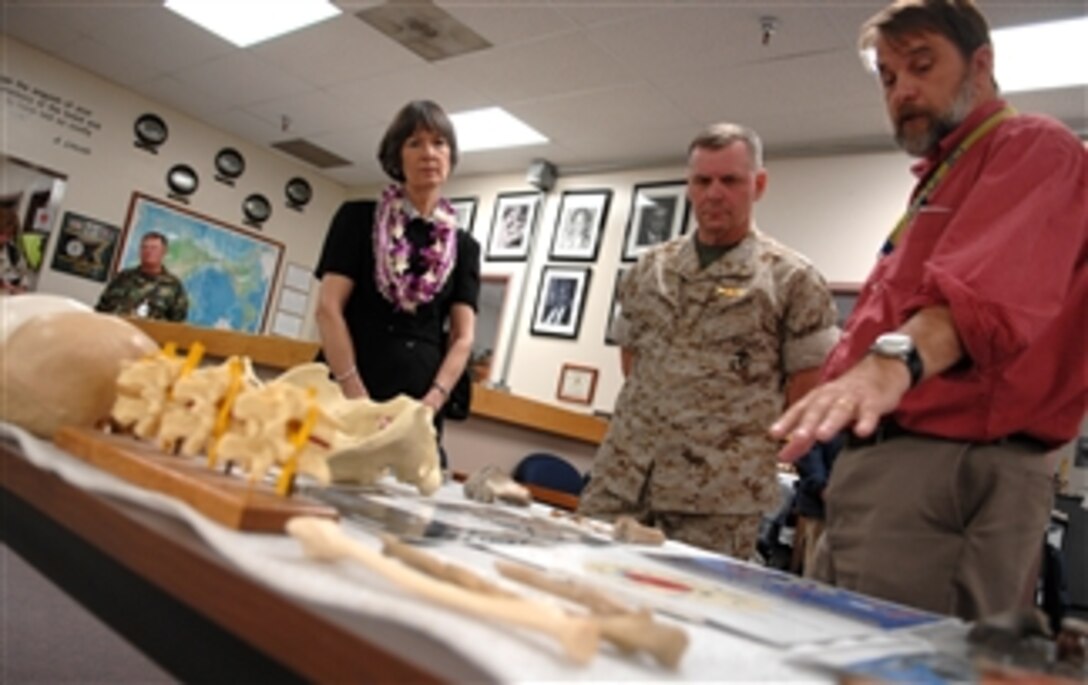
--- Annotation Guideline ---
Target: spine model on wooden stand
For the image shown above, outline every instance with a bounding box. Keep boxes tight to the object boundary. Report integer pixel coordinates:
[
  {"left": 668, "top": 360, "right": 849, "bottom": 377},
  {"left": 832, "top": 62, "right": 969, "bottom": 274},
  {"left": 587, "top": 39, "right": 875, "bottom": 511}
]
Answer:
[{"left": 109, "top": 346, "right": 443, "bottom": 496}]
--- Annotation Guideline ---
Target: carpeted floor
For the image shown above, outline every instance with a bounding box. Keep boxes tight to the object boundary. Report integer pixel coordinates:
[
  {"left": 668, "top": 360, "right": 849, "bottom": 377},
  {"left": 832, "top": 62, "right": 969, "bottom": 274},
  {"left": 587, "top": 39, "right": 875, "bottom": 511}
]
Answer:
[{"left": 1, "top": 544, "right": 173, "bottom": 684}]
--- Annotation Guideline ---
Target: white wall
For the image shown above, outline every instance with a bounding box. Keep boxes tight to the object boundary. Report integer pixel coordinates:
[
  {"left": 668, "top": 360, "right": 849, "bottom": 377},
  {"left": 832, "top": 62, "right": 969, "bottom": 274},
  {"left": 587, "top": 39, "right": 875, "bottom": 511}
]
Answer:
[{"left": 1, "top": 36, "right": 347, "bottom": 338}]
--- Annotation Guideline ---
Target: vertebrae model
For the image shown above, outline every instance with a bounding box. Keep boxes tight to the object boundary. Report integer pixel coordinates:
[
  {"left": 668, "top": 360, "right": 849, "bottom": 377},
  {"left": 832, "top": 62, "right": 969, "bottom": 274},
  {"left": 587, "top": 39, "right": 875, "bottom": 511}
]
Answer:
[{"left": 110, "top": 345, "right": 442, "bottom": 496}]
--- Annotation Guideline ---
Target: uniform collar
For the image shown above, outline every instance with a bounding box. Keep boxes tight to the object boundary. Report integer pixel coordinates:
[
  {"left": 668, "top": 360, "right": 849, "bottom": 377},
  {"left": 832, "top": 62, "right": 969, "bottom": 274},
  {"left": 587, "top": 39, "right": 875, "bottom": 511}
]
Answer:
[{"left": 673, "top": 227, "right": 759, "bottom": 279}]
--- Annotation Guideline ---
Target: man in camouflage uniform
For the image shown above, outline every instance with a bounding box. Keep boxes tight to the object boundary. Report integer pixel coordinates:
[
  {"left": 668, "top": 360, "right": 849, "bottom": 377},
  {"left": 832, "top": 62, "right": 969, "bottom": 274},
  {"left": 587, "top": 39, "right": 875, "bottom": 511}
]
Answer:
[
  {"left": 578, "top": 123, "right": 839, "bottom": 558},
  {"left": 95, "top": 231, "right": 188, "bottom": 321}
]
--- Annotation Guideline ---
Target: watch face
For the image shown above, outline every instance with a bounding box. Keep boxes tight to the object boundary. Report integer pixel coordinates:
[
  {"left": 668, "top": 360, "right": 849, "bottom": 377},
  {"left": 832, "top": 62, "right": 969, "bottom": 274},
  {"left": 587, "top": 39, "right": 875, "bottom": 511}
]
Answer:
[
  {"left": 243, "top": 193, "right": 271, "bottom": 223},
  {"left": 285, "top": 177, "right": 312, "bottom": 206},
  {"left": 215, "top": 148, "right": 245, "bottom": 178},
  {"left": 874, "top": 333, "right": 913, "bottom": 356},
  {"left": 166, "top": 164, "right": 199, "bottom": 195},
  {"left": 134, "top": 113, "right": 168, "bottom": 145}
]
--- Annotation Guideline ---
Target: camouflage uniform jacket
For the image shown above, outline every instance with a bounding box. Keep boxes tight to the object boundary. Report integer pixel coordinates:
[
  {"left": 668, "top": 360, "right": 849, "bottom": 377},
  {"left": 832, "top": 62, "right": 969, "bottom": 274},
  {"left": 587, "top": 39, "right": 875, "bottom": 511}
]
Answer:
[
  {"left": 95, "top": 267, "right": 189, "bottom": 322},
  {"left": 584, "top": 227, "right": 838, "bottom": 515}
]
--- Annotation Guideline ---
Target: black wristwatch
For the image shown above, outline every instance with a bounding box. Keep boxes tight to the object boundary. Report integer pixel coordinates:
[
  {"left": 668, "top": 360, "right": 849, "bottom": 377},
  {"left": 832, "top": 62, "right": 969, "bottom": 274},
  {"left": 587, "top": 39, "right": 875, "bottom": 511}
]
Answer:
[{"left": 869, "top": 332, "right": 924, "bottom": 387}]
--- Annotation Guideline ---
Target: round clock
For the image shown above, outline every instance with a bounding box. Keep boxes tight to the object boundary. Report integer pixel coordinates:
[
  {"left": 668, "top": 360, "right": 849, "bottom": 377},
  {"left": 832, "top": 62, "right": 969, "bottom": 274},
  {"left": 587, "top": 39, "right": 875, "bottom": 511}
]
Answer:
[
  {"left": 215, "top": 147, "right": 246, "bottom": 179},
  {"left": 134, "top": 113, "right": 168, "bottom": 147},
  {"left": 243, "top": 193, "right": 271, "bottom": 224},
  {"left": 166, "top": 164, "right": 199, "bottom": 196},
  {"left": 285, "top": 177, "right": 312, "bottom": 207}
]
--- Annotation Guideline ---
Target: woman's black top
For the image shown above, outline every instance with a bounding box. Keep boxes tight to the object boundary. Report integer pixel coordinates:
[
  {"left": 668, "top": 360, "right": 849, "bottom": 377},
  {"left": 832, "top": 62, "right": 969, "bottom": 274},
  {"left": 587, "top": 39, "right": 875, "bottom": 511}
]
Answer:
[{"left": 315, "top": 200, "right": 480, "bottom": 409}]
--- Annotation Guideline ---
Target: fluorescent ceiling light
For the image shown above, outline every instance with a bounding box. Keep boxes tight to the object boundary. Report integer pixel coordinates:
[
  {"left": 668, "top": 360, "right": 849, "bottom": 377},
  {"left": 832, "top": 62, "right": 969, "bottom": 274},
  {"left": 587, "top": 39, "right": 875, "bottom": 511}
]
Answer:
[
  {"left": 164, "top": 0, "right": 340, "bottom": 48},
  {"left": 992, "top": 17, "right": 1088, "bottom": 93},
  {"left": 450, "top": 107, "right": 547, "bottom": 152},
  {"left": 859, "top": 16, "right": 1088, "bottom": 93}
]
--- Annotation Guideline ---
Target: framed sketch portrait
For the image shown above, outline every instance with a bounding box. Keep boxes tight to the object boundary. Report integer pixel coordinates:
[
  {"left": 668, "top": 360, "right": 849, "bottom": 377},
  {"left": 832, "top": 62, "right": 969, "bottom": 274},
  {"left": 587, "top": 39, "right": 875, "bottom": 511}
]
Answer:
[
  {"left": 449, "top": 197, "right": 477, "bottom": 232},
  {"left": 530, "top": 265, "right": 591, "bottom": 339},
  {"left": 556, "top": 363, "right": 599, "bottom": 405},
  {"left": 622, "top": 181, "right": 689, "bottom": 262},
  {"left": 604, "top": 266, "right": 629, "bottom": 346},
  {"left": 486, "top": 191, "right": 542, "bottom": 261},
  {"left": 548, "top": 189, "right": 611, "bottom": 262}
]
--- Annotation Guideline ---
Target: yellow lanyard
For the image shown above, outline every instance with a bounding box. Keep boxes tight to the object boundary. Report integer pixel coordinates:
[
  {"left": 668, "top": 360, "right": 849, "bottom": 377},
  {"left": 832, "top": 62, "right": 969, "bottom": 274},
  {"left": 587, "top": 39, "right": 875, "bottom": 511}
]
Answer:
[{"left": 880, "top": 106, "right": 1016, "bottom": 256}]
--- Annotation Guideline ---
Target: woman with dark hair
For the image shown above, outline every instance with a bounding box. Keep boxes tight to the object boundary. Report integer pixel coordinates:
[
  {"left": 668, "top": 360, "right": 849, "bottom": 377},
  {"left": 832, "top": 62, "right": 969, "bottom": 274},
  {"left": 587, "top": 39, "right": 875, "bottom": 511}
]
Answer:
[{"left": 314, "top": 100, "right": 480, "bottom": 444}]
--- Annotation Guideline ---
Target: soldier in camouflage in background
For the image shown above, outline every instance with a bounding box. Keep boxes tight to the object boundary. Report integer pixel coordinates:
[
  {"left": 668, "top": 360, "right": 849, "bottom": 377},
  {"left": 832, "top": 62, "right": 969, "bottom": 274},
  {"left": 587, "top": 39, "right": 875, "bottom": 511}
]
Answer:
[
  {"left": 95, "top": 231, "right": 188, "bottom": 322},
  {"left": 578, "top": 123, "right": 839, "bottom": 558}
]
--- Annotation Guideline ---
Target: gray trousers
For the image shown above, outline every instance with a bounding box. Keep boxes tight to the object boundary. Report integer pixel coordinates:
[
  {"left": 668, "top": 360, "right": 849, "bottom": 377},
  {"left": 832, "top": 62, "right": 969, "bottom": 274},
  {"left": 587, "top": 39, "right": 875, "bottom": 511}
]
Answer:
[{"left": 811, "top": 434, "right": 1053, "bottom": 621}]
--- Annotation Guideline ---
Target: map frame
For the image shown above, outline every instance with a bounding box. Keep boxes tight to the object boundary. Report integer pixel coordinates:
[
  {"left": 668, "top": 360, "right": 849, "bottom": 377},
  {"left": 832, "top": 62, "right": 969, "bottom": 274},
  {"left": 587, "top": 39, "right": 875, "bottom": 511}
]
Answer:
[{"left": 117, "top": 192, "right": 284, "bottom": 333}]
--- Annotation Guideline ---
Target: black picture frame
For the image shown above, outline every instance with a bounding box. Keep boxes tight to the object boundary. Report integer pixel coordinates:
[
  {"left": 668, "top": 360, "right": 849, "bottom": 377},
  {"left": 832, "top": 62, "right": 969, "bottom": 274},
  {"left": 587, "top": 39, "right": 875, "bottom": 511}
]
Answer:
[
  {"left": 50, "top": 211, "right": 120, "bottom": 283},
  {"left": 604, "top": 266, "right": 629, "bottom": 346},
  {"left": 486, "top": 191, "right": 542, "bottom": 261},
  {"left": 530, "top": 265, "right": 591, "bottom": 339},
  {"left": 548, "top": 189, "right": 611, "bottom": 262},
  {"left": 449, "top": 197, "right": 477, "bottom": 232},
  {"left": 622, "top": 181, "right": 689, "bottom": 262}
]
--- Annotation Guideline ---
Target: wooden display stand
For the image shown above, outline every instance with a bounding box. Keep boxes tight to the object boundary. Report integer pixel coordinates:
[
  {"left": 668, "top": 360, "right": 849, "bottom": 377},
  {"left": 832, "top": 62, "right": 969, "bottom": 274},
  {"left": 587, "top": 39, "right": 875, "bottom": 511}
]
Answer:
[{"left": 53, "top": 426, "right": 337, "bottom": 532}]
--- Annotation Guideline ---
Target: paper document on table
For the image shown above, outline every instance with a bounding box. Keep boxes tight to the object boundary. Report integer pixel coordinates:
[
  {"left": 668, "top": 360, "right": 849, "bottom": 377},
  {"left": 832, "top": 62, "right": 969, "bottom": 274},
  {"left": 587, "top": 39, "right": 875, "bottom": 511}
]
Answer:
[{"left": 481, "top": 544, "right": 939, "bottom": 647}]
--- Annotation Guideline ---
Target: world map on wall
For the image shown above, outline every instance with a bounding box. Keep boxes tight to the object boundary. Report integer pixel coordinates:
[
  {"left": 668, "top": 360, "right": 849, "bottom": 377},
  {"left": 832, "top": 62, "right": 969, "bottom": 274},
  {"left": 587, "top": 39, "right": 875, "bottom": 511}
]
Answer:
[{"left": 120, "top": 197, "right": 282, "bottom": 333}]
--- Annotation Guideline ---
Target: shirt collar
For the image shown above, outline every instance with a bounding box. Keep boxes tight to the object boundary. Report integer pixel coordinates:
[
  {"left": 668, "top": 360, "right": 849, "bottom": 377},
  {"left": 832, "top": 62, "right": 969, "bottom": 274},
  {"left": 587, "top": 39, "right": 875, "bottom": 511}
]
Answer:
[{"left": 910, "top": 99, "right": 1008, "bottom": 179}]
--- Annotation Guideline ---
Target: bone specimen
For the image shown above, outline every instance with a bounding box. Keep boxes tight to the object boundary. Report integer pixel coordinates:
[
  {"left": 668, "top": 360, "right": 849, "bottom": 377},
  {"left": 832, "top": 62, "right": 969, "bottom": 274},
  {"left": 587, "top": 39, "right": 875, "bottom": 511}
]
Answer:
[
  {"left": 288, "top": 516, "right": 600, "bottom": 665},
  {"left": 113, "top": 345, "right": 188, "bottom": 440},
  {"left": 0, "top": 311, "right": 158, "bottom": 438},
  {"left": 463, "top": 464, "right": 531, "bottom": 506},
  {"left": 109, "top": 354, "right": 441, "bottom": 496},
  {"left": 612, "top": 515, "right": 667, "bottom": 546},
  {"left": 275, "top": 364, "right": 442, "bottom": 496},
  {"left": 379, "top": 533, "right": 689, "bottom": 668}
]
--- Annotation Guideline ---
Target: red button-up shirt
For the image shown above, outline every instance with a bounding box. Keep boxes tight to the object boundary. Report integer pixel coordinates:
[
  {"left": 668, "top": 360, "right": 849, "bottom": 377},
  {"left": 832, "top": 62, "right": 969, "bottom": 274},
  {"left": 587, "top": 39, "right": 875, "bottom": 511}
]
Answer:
[{"left": 823, "top": 100, "right": 1088, "bottom": 446}]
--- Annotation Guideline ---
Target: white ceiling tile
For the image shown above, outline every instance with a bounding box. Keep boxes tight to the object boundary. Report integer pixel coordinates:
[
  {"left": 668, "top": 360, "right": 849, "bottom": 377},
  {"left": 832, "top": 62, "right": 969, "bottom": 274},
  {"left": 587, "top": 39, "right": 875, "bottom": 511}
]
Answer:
[
  {"left": 251, "top": 14, "right": 422, "bottom": 88},
  {"left": 434, "top": 32, "right": 638, "bottom": 102},
  {"left": 170, "top": 51, "right": 312, "bottom": 109},
  {"left": 243, "top": 88, "right": 385, "bottom": 140}
]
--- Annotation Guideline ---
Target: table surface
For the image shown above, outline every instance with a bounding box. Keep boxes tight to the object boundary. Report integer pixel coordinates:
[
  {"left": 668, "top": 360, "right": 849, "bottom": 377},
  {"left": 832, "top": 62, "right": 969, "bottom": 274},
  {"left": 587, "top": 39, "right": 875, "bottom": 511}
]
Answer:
[
  {"left": 1, "top": 426, "right": 971, "bottom": 683},
  {"left": 0, "top": 443, "right": 493, "bottom": 683}
]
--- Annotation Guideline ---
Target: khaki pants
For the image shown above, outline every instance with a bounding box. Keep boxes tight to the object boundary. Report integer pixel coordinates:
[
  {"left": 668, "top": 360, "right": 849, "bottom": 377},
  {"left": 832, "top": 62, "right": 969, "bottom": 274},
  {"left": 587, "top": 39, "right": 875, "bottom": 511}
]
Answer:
[{"left": 813, "top": 434, "right": 1053, "bottom": 621}]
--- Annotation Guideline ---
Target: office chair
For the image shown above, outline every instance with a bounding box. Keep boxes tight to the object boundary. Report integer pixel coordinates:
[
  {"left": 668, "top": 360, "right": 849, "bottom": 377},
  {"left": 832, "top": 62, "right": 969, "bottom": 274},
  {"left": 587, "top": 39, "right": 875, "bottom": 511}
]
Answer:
[{"left": 511, "top": 453, "right": 585, "bottom": 496}]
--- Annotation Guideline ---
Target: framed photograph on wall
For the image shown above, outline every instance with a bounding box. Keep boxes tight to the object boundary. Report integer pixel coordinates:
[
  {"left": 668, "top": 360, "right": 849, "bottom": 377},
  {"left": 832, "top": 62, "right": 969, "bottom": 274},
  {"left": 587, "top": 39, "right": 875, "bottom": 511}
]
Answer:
[
  {"left": 556, "top": 363, "right": 599, "bottom": 405},
  {"left": 118, "top": 192, "right": 284, "bottom": 333},
  {"left": 622, "top": 181, "right": 688, "bottom": 262},
  {"left": 548, "top": 189, "right": 611, "bottom": 262},
  {"left": 50, "top": 211, "right": 120, "bottom": 282},
  {"left": 449, "top": 197, "right": 477, "bottom": 232},
  {"left": 486, "top": 191, "right": 542, "bottom": 261},
  {"left": 530, "top": 265, "right": 592, "bottom": 339},
  {"left": 604, "top": 266, "right": 629, "bottom": 346}
]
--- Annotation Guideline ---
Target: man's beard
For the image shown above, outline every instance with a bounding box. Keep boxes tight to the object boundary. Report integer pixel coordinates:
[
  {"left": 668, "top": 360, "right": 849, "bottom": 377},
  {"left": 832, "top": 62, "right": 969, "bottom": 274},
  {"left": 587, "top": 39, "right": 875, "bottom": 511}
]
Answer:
[{"left": 894, "top": 73, "right": 975, "bottom": 157}]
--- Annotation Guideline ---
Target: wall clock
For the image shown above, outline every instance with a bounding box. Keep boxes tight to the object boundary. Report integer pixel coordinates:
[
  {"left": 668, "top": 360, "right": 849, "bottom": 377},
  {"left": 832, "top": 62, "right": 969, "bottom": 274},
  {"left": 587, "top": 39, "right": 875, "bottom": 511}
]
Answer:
[
  {"left": 215, "top": 147, "right": 246, "bottom": 180},
  {"left": 134, "top": 113, "right": 168, "bottom": 151},
  {"left": 166, "top": 164, "right": 198, "bottom": 196},
  {"left": 243, "top": 193, "right": 271, "bottom": 226},
  {"left": 285, "top": 177, "right": 312, "bottom": 209}
]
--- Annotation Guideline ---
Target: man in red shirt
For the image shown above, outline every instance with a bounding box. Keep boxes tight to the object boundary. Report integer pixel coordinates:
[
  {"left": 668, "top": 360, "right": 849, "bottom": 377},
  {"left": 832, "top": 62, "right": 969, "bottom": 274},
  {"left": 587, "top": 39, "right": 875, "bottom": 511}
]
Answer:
[{"left": 771, "top": 0, "right": 1086, "bottom": 621}]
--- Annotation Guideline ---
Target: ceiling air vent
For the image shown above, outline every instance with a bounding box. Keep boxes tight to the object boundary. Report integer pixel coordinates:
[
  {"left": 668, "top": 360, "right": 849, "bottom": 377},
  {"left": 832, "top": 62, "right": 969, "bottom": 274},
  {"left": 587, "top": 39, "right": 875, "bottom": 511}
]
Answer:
[
  {"left": 271, "top": 139, "right": 351, "bottom": 169},
  {"left": 356, "top": 1, "right": 491, "bottom": 62}
]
